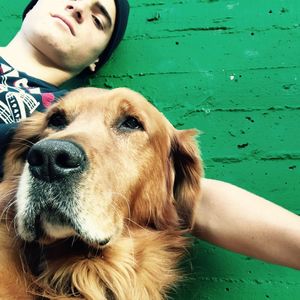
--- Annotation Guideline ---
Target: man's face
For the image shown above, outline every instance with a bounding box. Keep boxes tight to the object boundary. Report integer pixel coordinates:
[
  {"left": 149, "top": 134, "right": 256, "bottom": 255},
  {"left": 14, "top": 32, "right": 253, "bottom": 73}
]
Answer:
[{"left": 21, "top": 0, "right": 116, "bottom": 73}]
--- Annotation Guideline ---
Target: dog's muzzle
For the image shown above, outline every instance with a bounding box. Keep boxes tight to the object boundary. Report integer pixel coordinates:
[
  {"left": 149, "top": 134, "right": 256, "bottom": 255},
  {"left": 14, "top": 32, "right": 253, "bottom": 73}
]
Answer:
[{"left": 19, "top": 139, "right": 114, "bottom": 247}]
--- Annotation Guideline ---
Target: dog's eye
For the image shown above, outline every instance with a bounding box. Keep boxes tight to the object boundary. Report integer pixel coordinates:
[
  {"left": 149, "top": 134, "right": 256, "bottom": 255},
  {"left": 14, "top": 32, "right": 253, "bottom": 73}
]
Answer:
[
  {"left": 119, "top": 116, "right": 144, "bottom": 131},
  {"left": 48, "top": 112, "right": 68, "bottom": 130}
]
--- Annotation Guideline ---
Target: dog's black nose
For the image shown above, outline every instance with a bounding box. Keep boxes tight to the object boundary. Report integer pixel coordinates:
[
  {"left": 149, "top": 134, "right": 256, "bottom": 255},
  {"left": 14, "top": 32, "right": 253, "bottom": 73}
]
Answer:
[{"left": 27, "top": 139, "right": 87, "bottom": 181}]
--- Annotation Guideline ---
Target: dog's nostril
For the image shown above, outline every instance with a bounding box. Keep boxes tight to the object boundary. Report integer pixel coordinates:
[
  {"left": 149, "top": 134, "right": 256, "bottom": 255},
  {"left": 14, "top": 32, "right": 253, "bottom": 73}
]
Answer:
[
  {"left": 27, "top": 149, "right": 46, "bottom": 167},
  {"left": 56, "top": 152, "right": 81, "bottom": 169}
]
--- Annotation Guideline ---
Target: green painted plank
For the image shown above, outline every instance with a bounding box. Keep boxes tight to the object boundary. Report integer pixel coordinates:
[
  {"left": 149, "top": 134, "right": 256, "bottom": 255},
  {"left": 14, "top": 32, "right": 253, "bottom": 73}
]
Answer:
[
  {"left": 128, "top": 0, "right": 300, "bottom": 39},
  {"left": 92, "top": 69, "right": 300, "bottom": 110},
  {"left": 99, "top": 31, "right": 300, "bottom": 75}
]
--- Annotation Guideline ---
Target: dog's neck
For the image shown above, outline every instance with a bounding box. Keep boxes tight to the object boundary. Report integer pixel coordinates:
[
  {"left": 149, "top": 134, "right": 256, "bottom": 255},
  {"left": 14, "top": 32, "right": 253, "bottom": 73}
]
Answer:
[{"left": 22, "top": 228, "right": 186, "bottom": 300}]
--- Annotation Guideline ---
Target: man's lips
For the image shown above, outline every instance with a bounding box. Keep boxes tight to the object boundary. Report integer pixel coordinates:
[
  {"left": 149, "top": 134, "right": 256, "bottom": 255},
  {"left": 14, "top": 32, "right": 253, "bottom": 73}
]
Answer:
[{"left": 51, "top": 14, "right": 75, "bottom": 36}]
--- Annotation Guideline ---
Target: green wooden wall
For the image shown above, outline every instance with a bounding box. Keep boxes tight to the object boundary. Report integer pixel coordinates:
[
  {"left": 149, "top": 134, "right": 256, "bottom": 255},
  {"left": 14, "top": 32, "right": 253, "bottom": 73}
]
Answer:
[{"left": 1, "top": 0, "right": 300, "bottom": 299}]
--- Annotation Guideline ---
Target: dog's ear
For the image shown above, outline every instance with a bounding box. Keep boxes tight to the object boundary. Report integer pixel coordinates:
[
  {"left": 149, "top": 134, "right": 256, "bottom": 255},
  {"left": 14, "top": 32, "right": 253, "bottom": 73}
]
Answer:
[
  {"left": 3, "top": 112, "right": 45, "bottom": 179},
  {"left": 171, "top": 129, "right": 203, "bottom": 230}
]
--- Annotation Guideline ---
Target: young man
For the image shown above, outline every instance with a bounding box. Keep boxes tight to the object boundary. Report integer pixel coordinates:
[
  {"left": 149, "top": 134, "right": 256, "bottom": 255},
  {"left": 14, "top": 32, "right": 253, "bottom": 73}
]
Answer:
[
  {"left": 1, "top": 0, "right": 300, "bottom": 272},
  {"left": 0, "top": 0, "right": 129, "bottom": 175}
]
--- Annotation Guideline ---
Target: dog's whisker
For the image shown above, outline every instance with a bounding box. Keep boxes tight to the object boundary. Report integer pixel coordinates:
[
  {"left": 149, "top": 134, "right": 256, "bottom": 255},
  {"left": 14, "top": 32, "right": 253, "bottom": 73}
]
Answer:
[
  {"left": 11, "top": 231, "right": 21, "bottom": 247},
  {"left": 13, "top": 214, "right": 19, "bottom": 235},
  {"left": 122, "top": 223, "right": 136, "bottom": 266},
  {"left": 145, "top": 192, "right": 153, "bottom": 228},
  {"left": 71, "top": 235, "right": 78, "bottom": 248},
  {"left": 0, "top": 187, "right": 18, "bottom": 202},
  {"left": 8, "top": 143, "right": 30, "bottom": 150},
  {"left": 0, "top": 200, "right": 15, "bottom": 222},
  {"left": 1, "top": 197, "right": 17, "bottom": 225},
  {"left": 0, "top": 194, "right": 17, "bottom": 210},
  {"left": 106, "top": 205, "right": 136, "bottom": 264},
  {"left": 7, "top": 213, "right": 19, "bottom": 233},
  {"left": 123, "top": 218, "right": 146, "bottom": 231},
  {"left": 108, "top": 201, "right": 134, "bottom": 236},
  {"left": 110, "top": 191, "right": 132, "bottom": 220},
  {"left": 11, "top": 137, "right": 36, "bottom": 146}
]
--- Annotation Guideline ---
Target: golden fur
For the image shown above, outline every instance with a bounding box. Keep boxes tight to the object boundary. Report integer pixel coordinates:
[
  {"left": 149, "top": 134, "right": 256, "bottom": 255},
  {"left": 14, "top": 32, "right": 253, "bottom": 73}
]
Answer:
[{"left": 0, "top": 87, "right": 202, "bottom": 299}]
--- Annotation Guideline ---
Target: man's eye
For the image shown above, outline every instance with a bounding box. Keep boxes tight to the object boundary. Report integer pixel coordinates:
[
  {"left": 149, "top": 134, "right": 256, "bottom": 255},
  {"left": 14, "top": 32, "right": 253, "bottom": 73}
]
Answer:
[
  {"left": 92, "top": 15, "right": 103, "bottom": 30},
  {"left": 48, "top": 112, "right": 68, "bottom": 130},
  {"left": 119, "top": 116, "right": 144, "bottom": 131}
]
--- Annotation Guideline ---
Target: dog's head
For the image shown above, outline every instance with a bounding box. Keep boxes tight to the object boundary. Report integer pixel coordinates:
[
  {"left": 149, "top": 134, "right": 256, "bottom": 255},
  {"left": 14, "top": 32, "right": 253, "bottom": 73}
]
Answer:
[{"left": 4, "top": 88, "right": 202, "bottom": 247}]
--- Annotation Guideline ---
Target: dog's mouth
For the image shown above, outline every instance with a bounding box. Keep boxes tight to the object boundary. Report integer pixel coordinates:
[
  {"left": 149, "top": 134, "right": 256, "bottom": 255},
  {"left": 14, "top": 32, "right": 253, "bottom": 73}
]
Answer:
[
  {"left": 35, "top": 207, "right": 76, "bottom": 241},
  {"left": 20, "top": 203, "right": 112, "bottom": 248}
]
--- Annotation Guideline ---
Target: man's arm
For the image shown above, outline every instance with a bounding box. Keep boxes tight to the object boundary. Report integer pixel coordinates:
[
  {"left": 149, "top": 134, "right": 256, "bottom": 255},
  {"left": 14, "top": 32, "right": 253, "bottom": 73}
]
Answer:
[{"left": 193, "top": 178, "right": 300, "bottom": 270}]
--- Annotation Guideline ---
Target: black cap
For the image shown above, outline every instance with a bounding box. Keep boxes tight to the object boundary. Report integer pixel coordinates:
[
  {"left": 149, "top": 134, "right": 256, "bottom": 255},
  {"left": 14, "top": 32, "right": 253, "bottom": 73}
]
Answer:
[{"left": 22, "top": 0, "right": 130, "bottom": 70}]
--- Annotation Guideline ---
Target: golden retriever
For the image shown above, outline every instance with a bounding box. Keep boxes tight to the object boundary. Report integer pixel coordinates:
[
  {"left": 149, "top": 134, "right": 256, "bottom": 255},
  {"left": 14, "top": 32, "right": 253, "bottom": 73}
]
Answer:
[{"left": 0, "top": 87, "right": 202, "bottom": 299}]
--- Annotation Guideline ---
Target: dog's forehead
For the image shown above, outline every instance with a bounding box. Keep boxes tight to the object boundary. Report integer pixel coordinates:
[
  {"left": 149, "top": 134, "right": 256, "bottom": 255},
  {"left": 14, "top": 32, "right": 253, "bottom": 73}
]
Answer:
[
  {"left": 58, "top": 87, "right": 111, "bottom": 110},
  {"left": 61, "top": 87, "right": 151, "bottom": 110},
  {"left": 58, "top": 88, "right": 173, "bottom": 130}
]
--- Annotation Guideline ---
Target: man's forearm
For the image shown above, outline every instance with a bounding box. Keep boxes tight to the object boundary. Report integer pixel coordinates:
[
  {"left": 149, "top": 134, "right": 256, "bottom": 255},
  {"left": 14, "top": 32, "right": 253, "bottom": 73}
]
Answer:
[{"left": 193, "top": 178, "right": 300, "bottom": 270}]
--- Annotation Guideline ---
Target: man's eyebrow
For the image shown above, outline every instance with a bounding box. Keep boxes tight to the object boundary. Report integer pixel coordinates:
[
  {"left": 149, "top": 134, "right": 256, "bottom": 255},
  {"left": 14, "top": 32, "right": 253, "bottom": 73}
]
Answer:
[{"left": 96, "top": 2, "right": 113, "bottom": 29}]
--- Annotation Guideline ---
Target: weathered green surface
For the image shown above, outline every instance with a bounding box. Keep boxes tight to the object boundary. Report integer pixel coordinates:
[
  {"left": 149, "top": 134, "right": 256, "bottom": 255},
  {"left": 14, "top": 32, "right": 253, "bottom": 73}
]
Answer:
[{"left": 1, "top": 0, "right": 300, "bottom": 299}]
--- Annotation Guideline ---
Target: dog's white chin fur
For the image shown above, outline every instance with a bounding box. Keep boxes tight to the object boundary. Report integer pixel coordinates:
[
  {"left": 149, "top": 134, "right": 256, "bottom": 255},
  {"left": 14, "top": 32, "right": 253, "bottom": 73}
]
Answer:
[{"left": 41, "top": 218, "right": 76, "bottom": 239}]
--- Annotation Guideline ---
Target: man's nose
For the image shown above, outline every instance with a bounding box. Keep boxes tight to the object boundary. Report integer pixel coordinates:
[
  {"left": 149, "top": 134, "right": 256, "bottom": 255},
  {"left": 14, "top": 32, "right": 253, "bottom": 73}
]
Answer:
[{"left": 66, "top": 0, "right": 94, "bottom": 23}]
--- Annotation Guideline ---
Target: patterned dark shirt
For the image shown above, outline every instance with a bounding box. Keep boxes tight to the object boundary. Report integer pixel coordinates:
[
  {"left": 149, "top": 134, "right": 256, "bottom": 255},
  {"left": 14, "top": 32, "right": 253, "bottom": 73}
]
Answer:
[{"left": 0, "top": 57, "right": 67, "bottom": 177}]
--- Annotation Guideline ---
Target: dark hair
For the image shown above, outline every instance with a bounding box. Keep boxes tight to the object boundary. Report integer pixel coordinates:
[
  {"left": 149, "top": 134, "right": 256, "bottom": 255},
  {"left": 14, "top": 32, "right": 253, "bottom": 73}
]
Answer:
[{"left": 22, "top": 0, "right": 130, "bottom": 71}]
